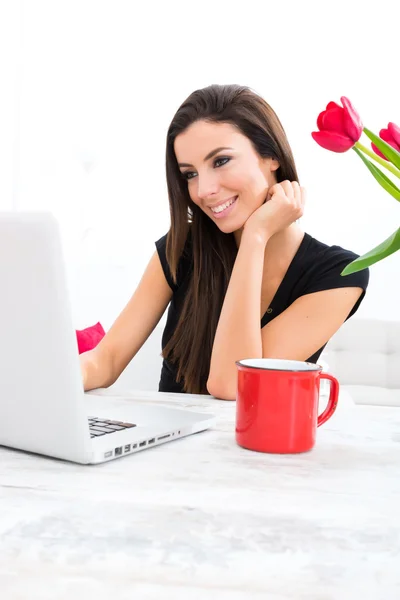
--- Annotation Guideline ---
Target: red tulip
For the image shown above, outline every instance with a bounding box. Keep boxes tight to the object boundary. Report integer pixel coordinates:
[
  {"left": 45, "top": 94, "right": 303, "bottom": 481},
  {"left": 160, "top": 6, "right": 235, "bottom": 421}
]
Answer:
[
  {"left": 371, "top": 122, "right": 400, "bottom": 161},
  {"left": 312, "top": 96, "right": 363, "bottom": 152}
]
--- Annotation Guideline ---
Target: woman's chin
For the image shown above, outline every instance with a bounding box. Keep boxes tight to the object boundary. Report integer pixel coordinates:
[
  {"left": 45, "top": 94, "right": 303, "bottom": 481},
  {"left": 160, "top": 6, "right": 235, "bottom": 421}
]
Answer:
[{"left": 214, "top": 215, "right": 245, "bottom": 235}]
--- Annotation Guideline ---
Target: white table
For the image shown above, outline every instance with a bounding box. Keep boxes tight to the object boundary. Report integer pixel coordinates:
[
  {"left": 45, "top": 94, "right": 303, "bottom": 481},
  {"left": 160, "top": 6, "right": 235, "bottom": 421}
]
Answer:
[{"left": 1, "top": 389, "right": 400, "bottom": 600}]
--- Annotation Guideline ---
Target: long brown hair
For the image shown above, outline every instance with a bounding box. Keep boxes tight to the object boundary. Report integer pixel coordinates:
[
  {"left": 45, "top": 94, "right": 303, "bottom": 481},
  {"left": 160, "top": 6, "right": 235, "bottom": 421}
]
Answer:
[{"left": 163, "top": 84, "right": 299, "bottom": 393}]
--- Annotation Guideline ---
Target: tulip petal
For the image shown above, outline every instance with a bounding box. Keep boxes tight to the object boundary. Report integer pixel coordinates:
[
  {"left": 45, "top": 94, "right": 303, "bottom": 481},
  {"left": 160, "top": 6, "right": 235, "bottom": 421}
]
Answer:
[
  {"left": 317, "top": 103, "right": 342, "bottom": 131},
  {"left": 316, "top": 111, "right": 325, "bottom": 131},
  {"left": 378, "top": 127, "right": 400, "bottom": 154},
  {"left": 312, "top": 130, "right": 354, "bottom": 152},
  {"left": 387, "top": 123, "right": 400, "bottom": 149},
  {"left": 341, "top": 96, "right": 363, "bottom": 142},
  {"left": 326, "top": 101, "right": 342, "bottom": 110},
  {"left": 380, "top": 127, "right": 395, "bottom": 145},
  {"left": 364, "top": 127, "right": 400, "bottom": 169},
  {"left": 318, "top": 106, "right": 345, "bottom": 134}
]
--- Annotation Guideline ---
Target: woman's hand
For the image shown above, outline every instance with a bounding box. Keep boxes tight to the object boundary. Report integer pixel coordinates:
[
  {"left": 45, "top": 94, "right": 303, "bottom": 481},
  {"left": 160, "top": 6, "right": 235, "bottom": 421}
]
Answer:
[{"left": 243, "top": 180, "right": 306, "bottom": 244}]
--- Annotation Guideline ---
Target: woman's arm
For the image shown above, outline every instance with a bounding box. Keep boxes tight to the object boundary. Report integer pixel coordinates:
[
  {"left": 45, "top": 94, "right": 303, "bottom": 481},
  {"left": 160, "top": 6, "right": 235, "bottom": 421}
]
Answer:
[
  {"left": 206, "top": 182, "right": 366, "bottom": 400},
  {"left": 260, "top": 286, "right": 363, "bottom": 360},
  {"left": 207, "top": 180, "right": 305, "bottom": 400},
  {"left": 80, "top": 250, "right": 173, "bottom": 391}
]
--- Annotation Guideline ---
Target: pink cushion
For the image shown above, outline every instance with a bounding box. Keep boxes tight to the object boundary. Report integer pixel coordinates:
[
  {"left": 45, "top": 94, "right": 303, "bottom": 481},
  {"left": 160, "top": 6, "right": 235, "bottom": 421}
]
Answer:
[{"left": 76, "top": 322, "right": 105, "bottom": 354}]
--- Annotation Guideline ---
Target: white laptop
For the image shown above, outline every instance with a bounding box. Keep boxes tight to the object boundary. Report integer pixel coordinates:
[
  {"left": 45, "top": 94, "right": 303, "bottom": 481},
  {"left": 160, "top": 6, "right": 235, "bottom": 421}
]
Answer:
[{"left": 0, "top": 212, "right": 215, "bottom": 464}]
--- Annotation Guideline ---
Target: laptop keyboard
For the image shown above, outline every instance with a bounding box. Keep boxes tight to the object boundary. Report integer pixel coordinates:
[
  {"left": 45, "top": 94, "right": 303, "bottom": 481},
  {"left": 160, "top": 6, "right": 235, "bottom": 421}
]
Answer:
[{"left": 88, "top": 417, "right": 137, "bottom": 438}]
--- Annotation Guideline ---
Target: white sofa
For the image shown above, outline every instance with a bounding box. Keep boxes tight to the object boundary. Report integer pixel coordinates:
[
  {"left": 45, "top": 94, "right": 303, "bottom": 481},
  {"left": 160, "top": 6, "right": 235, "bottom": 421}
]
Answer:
[
  {"left": 110, "top": 318, "right": 400, "bottom": 407},
  {"left": 321, "top": 318, "right": 400, "bottom": 407}
]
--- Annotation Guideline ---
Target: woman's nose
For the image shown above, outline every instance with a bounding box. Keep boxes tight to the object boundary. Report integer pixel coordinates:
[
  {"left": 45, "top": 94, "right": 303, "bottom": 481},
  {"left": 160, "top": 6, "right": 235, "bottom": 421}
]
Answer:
[{"left": 196, "top": 172, "right": 220, "bottom": 200}]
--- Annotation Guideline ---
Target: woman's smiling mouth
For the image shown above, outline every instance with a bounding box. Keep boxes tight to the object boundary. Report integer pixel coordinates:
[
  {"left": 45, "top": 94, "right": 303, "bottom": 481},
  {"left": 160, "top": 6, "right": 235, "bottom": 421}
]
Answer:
[{"left": 209, "top": 196, "right": 238, "bottom": 218}]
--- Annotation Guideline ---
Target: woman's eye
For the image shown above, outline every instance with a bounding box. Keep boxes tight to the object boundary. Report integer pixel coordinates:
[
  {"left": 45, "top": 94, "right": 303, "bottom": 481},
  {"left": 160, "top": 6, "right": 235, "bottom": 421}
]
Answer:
[
  {"left": 214, "top": 157, "right": 230, "bottom": 168},
  {"left": 182, "top": 171, "right": 196, "bottom": 181},
  {"left": 181, "top": 157, "right": 230, "bottom": 181}
]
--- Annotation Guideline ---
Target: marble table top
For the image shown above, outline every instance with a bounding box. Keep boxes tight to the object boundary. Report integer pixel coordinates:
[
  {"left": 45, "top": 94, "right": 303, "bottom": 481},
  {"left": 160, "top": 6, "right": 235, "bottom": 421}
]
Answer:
[{"left": 1, "top": 388, "right": 400, "bottom": 600}]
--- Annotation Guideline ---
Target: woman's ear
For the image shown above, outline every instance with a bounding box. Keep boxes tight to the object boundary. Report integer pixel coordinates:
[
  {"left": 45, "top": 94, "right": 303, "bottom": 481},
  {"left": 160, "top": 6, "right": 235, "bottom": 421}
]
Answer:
[
  {"left": 260, "top": 156, "right": 280, "bottom": 175},
  {"left": 270, "top": 158, "right": 280, "bottom": 172}
]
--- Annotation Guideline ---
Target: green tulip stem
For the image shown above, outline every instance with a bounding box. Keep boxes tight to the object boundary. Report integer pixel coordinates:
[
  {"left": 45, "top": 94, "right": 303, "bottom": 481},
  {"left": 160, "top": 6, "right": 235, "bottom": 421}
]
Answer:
[{"left": 354, "top": 142, "right": 400, "bottom": 179}]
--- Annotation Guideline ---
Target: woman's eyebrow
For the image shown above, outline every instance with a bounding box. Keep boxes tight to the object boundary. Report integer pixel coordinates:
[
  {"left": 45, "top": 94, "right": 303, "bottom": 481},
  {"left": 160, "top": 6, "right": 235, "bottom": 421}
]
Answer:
[{"left": 178, "top": 146, "right": 234, "bottom": 168}]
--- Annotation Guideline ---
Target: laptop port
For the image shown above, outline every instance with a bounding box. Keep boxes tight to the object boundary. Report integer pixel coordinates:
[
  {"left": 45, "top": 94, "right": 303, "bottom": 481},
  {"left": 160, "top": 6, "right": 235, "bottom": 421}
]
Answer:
[
  {"left": 157, "top": 434, "right": 171, "bottom": 441},
  {"left": 115, "top": 446, "right": 123, "bottom": 456},
  {"left": 139, "top": 441, "right": 146, "bottom": 447},
  {"left": 132, "top": 443, "right": 137, "bottom": 449},
  {"left": 124, "top": 444, "right": 131, "bottom": 453},
  {"left": 104, "top": 450, "right": 113, "bottom": 458},
  {"left": 148, "top": 438, "right": 155, "bottom": 444}
]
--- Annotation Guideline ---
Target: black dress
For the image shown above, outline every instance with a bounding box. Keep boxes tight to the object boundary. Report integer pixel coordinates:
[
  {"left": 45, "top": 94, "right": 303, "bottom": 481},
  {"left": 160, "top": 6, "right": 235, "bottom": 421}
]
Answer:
[{"left": 155, "top": 231, "right": 369, "bottom": 393}]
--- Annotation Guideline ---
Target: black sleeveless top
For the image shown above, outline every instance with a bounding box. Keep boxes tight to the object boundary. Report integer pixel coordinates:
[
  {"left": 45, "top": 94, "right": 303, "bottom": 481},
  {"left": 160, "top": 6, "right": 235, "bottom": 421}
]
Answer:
[{"left": 155, "top": 231, "right": 369, "bottom": 393}]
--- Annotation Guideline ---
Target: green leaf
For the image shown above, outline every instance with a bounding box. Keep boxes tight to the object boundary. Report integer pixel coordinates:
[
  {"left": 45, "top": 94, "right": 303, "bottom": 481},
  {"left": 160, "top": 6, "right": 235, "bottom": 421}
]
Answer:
[
  {"left": 353, "top": 147, "right": 400, "bottom": 202},
  {"left": 341, "top": 227, "right": 400, "bottom": 275},
  {"left": 363, "top": 127, "right": 400, "bottom": 170}
]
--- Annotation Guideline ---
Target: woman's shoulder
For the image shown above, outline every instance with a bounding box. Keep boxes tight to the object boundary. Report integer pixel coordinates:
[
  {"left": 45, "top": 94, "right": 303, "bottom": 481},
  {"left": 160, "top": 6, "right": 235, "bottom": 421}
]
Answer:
[
  {"left": 155, "top": 228, "right": 193, "bottom": 292},
  {"left": 303, "top": 232, "right": 362, "bottom": 265},
  {"left": 299, "top": 231, "right": 370, "bottom": 292},
  {"left": 155, "top": 227, "right": 193, "bottom": 259}
]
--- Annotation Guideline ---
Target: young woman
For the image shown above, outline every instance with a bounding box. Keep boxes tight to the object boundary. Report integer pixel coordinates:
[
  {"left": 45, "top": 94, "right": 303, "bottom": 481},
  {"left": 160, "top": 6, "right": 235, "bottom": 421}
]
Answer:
[{"left": 80, "top": 84, "right": 369, "bottom": 400}]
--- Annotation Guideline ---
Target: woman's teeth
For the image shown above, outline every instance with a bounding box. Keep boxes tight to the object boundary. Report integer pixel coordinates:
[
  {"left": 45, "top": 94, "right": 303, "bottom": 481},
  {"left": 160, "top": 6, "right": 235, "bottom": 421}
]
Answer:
[{"left": 210, "top": 197, "right": 237, "bottom": 214}]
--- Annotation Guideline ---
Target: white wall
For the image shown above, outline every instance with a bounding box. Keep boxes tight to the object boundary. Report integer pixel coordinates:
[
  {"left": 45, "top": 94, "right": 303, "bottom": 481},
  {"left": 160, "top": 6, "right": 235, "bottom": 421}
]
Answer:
[{"left": 1, "top": 0, "right": 399, "bottom": 330}]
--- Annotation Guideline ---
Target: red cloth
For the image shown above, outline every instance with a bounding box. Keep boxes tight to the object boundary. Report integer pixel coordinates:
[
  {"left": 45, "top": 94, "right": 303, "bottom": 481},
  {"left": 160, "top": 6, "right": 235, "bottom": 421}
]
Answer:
[{"left": 76, "top": 322, "right": 105, "bottom": 354}]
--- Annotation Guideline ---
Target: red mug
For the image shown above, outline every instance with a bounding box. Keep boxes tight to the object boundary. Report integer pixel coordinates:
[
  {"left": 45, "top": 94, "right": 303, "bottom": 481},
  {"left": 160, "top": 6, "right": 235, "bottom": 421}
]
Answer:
[{"left": 235, "top": 358, "right": 339, "bottom": 454}]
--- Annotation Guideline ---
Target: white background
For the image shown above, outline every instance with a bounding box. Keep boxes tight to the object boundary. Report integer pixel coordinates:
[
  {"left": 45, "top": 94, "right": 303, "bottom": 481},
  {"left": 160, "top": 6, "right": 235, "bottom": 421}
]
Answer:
[{"left": 1, "top": 0, "right": 399, "bottom": 329}]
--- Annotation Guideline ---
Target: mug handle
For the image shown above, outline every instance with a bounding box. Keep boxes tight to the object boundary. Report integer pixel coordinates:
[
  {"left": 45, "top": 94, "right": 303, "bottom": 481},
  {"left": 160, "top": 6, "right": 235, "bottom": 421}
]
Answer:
[{"left": 317, "top": 373, "right": 339, "bottom": 427}]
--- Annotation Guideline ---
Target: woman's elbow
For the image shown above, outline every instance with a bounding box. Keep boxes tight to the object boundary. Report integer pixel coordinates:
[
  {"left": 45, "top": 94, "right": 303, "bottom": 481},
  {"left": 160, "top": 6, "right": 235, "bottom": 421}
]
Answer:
[{"left": 206, "top": 377, "right": 236, "bottom": 401}]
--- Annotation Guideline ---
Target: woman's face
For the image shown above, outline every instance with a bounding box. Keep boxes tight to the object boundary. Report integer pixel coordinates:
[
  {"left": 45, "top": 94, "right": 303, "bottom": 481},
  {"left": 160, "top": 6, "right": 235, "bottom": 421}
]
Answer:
[{"left": 174, "top": 120, "right": 280, "bottom": 235}]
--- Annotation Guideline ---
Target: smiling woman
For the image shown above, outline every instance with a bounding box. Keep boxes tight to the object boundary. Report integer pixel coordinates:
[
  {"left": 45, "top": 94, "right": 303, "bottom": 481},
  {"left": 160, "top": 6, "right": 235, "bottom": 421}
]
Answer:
[
  {"left": 172, "top": 118, "right": 282, "bottom": 239},
  {"left": 80, "top": 84, "right": 369, "bottom": 400}
]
